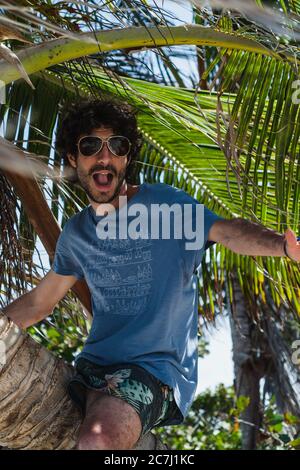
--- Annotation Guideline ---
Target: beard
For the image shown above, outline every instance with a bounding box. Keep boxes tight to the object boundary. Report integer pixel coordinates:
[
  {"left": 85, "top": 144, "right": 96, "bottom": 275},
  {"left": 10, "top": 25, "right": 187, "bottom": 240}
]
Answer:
[{"left": 76, "top": 163, "right": 127, "bottom": 204}]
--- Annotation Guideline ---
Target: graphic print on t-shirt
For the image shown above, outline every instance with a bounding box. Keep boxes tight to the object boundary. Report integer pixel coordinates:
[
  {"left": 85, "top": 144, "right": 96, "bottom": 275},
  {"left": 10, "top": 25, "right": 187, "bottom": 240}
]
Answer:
[{"left": 83, "top": 238, "right": 153, "bottom": 316}]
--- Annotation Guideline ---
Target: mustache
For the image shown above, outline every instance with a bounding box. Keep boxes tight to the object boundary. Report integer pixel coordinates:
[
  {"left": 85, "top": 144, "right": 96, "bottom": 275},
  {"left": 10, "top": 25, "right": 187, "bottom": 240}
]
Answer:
[{"left": 89, "top": 164, "right": 117, "bottom": 176}]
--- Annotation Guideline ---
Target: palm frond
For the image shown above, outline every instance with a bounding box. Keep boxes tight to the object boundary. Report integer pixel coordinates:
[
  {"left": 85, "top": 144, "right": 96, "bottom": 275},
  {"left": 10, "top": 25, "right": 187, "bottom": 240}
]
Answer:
[
  {"left": 1, "top": 55, "right": 299, "bottom": 322},
  {"left": 1, "top": 0, "right": 299, "bottom": 340}
]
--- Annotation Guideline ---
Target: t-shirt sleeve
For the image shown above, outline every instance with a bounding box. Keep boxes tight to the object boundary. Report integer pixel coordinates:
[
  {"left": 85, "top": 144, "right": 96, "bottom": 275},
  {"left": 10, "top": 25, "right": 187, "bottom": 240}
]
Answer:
[
  {"left": 190, "top": 205, "right": 224, "bottom": 270},
  {"left": 172, "top": 186, "right": 225, "bottom": 269},
  {"left": 171, "top": 186, "right": 225, "bottom": 252},
  {"left": 203, "top": 206, "right": 225, "bottom": 250},
  {"left": 52, "top": 226, "right": 84, "bottom": 280}
]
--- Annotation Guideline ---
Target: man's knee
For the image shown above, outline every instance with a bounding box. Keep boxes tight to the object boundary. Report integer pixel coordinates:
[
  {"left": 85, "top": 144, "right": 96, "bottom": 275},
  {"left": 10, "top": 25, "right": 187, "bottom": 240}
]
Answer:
[
  {"left": 76, "top": 427, "right": 116, "bottom": 450},
  {"left": 76, "top": 394, "right": 142, "bottom": 450},
  {"left": 77, "top": 424, "right": 138, "bottom": 450}
]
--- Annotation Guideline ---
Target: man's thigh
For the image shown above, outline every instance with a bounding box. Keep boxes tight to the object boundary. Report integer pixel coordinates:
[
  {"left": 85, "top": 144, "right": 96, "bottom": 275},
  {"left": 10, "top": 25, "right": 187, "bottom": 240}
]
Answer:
[
  {"left": 68, "top": 359, "right": 179, "bottom": 440},
  {"left": 77, "top": 391, "right": 142, "bottom": 450}
]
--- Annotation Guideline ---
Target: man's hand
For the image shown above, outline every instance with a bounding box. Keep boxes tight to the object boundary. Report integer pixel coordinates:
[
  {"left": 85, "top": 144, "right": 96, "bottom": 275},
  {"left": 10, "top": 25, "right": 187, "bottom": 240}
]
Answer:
[{"left": 284, "top": 228, "right": 300, "bottom": 262}]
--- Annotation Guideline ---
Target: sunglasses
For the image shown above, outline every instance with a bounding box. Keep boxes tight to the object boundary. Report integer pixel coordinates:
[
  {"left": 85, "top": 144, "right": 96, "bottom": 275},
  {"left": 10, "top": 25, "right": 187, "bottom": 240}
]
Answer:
[{"left": 77, "top": 135, "right": 131, "bottom": 158}]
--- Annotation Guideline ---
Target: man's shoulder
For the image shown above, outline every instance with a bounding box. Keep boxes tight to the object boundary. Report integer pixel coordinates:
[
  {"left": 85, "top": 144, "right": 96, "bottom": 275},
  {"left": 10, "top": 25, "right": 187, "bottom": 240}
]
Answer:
[
  {"left": 147, "top": 183, "right": 198, "bottom": 204},
  {"left": 146, "top": 182, "right": 180, "bottom": 193},
  {"left": 61, "top": 206, "right": 90, "bottom": 233},
  {"left": 146, "top": 183, "right": 191, "bottom": 198}
]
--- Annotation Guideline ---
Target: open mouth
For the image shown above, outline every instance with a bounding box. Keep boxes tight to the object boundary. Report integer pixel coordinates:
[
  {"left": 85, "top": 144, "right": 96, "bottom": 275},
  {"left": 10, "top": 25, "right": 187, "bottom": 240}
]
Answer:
[{"left": 92, "top": 171, "right": 114, "bottom": 190}]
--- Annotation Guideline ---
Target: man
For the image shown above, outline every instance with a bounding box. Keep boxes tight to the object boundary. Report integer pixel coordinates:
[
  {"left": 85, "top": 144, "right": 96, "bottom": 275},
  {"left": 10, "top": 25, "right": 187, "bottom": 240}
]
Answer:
[{"left": 3, "top": 98, "right": 300, "bottom": 450}]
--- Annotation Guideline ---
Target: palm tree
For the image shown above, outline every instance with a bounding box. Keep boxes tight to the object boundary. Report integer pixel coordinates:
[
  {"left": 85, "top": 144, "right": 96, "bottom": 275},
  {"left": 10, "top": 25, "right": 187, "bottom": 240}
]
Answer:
[
  {"left": 0, "top": 0, "right": 299, "bottom": 449},
  {"left": 0, "top": 311, "right": 166, "bottom": 449}
]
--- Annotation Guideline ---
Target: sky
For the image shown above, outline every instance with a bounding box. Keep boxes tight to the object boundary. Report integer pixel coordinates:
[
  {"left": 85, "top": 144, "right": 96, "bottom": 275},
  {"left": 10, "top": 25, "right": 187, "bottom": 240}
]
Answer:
[{"left": 197, "top": 315, "right": 234, "bottom": 394}]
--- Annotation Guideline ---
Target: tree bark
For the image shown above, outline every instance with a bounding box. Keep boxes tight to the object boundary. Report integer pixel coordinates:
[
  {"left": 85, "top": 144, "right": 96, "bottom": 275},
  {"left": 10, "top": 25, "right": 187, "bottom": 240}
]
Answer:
[
  {"left": 262, "top": 305, "right": 300, "bottom": 419},
  {"left": 229, "top": 275, "right": 300, "bottom": 448},
  {"left": 0, "top": 312, "right": 166, "bottom": 450},
  {"left": 1, "top": 137, "right": 92, "bottom": 318},
  {"left": 229, "top": 274, "right": 266, "bottom": 449}
]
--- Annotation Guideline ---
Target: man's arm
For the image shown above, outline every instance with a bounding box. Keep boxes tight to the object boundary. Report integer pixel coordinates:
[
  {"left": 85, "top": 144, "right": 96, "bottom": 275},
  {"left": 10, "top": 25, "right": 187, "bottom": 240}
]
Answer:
[
  {"left": 208, "top": 218, "right": 300, "bottom": 262},
  {"left": 2, "top": 270, "right": 78, "bottom": 329}
]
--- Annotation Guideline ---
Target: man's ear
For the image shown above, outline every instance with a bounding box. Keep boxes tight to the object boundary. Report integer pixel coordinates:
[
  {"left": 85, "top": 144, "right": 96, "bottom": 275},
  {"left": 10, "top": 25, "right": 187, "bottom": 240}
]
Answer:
[
  {"left": 63, "top": 154, "right": 78, "bottom": 182},
  {"left": 67, "top": 153, "right": 77, "bottom": 168}
]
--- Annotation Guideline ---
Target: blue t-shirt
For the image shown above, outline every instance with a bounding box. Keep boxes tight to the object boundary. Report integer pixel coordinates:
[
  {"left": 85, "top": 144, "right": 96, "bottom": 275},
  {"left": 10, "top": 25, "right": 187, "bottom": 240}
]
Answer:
[{"left": 52, "top": 183, "right": 224, "bottom": 419}]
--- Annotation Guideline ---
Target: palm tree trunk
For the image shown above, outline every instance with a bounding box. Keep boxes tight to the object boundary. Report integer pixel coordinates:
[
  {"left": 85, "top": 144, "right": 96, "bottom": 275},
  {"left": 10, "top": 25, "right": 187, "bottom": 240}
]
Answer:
[
  {"left": 229, "top": 275, "right": 300, "bottom": 448},
  {"left": 1, "top": 138, "right": 92, "bottom": 318},
  {"left": 262, "top": 305, "right": 300, "bottom": 419},
  {"left": 229, "top": 274, "right": 267, "bottom": 449},
  {"left": 0, "top": 312, "right": 166, "bottom": 450}
]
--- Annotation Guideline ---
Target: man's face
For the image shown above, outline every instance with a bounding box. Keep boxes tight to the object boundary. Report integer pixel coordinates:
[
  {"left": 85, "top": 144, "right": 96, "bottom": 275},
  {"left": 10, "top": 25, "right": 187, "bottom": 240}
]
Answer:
[{"left": 68, "top": 127, "right": 129, "bottom": 205}]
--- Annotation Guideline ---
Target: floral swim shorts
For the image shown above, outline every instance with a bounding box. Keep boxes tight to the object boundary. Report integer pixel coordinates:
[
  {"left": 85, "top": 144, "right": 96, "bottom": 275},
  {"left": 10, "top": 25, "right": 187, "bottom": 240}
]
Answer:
[{"left": 68, "top": 357, "right": 183, "bottom": 436}]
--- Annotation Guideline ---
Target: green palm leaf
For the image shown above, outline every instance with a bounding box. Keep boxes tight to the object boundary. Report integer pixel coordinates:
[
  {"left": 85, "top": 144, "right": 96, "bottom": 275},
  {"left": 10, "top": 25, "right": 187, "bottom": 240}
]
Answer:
[
  {"left": 2, "top": 59, "right": 299, "bottom": 319},
  {"left": 0, "top": 0, "right": 299, "bottom": 338}
]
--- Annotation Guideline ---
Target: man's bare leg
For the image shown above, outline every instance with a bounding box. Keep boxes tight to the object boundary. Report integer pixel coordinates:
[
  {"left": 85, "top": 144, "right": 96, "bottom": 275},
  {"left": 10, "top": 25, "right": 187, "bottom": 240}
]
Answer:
[{"left": 76, "top": 390, "right": 142, "bottom": 450}]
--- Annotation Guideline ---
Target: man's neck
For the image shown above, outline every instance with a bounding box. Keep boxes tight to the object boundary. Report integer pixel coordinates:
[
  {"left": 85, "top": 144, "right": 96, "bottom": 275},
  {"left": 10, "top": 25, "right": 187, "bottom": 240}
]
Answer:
[{"left": 90, "top": 182, "right": 139, "bottom": 216}]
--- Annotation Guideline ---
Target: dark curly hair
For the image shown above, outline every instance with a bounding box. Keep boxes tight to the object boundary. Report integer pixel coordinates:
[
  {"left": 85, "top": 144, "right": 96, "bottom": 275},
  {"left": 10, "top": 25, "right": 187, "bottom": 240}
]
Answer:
[{"left": 56, "top": 98, "right": 142, "bottom": 183}]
